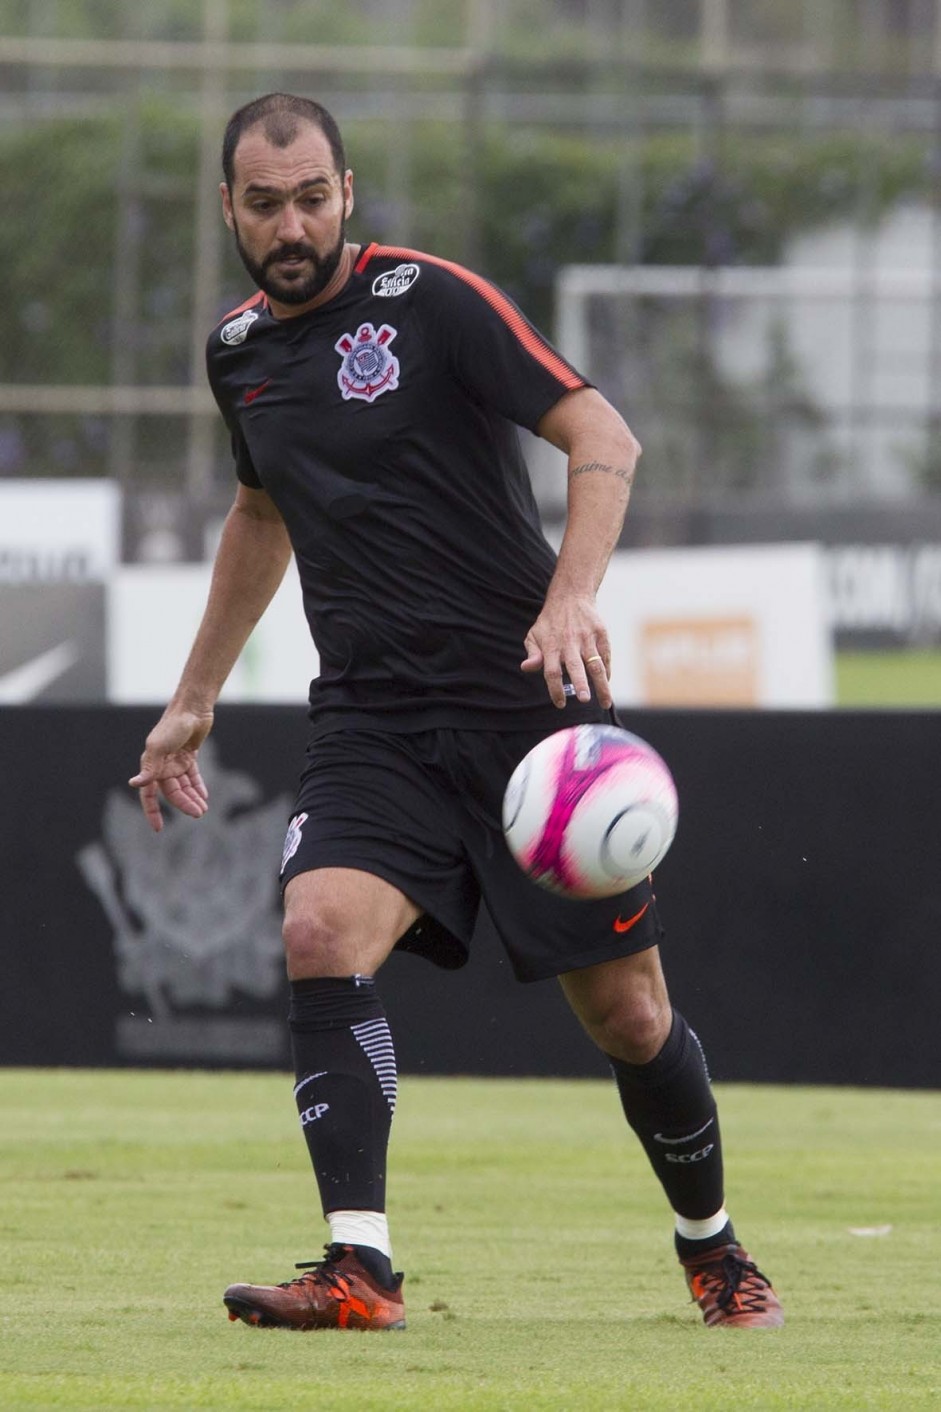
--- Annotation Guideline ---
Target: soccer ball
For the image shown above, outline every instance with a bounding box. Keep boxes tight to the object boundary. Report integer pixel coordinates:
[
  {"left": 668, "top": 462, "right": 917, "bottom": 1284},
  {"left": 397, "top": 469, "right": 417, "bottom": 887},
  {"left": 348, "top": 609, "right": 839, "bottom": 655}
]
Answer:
[{"left": 502, "top": 724, "right": 678, "bottom": 899}]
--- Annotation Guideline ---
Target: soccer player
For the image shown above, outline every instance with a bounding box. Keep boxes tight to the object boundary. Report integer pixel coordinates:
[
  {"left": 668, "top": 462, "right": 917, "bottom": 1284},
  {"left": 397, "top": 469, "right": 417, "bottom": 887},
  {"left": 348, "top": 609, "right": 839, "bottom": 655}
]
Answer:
[{"left": 130, "top": 93, "right": 783, "bottom": 1332}]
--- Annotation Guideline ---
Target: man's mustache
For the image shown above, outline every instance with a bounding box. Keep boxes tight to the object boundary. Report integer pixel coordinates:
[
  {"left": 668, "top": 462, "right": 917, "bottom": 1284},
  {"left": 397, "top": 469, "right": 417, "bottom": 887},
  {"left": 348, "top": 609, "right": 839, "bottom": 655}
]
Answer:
[{"left": 265, "top": 243, "right": 317, "bottom": 267}]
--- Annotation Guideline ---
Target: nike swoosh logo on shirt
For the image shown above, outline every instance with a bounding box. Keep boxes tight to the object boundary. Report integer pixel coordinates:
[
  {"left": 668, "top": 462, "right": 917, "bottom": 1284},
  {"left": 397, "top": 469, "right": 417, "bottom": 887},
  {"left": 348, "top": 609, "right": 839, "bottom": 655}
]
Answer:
[
  {"left": 612, "top": 901, "right": 650, "bottom": 934},
  {"left": 244, "top": 378, "right": 271, "bottom": 404}
]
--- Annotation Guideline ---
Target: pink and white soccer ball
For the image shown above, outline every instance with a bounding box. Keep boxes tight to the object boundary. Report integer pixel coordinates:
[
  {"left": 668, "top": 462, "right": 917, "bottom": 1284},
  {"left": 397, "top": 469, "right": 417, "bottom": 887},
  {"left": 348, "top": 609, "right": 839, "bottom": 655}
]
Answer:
[{"left": 502, "top": 724, "right": 678, "bottom": 899}]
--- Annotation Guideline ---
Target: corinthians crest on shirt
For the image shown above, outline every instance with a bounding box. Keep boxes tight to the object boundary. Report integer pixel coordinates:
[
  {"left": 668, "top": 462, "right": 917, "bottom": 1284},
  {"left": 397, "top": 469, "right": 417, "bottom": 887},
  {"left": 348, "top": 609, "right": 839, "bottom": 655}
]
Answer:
[{"left": 335, "top": 322, "right": 399, "bottom": 403}]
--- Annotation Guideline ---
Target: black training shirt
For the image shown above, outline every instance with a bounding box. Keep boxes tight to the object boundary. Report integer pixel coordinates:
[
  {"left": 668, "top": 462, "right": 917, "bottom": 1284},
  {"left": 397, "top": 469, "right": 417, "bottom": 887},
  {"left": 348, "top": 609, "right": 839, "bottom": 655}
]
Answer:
[{"left": 206, "top": 242, "right": 599, "bottom": 734}]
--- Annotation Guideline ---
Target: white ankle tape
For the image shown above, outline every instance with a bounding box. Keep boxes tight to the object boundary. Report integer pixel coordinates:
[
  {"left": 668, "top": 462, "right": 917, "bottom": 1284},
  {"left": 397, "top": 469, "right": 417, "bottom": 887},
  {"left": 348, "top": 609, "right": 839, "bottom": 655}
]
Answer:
[
  {"left": 674, "top": 1208, "right": 729, "bottom": 1241},
  {"left": 327, "top": 1209, "right": 392, "bottom": 1259}
]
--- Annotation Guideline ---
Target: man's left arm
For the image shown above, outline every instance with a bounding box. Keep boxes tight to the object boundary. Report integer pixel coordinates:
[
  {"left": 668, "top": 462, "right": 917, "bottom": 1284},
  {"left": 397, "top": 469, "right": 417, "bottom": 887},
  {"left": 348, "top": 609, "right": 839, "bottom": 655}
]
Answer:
[{"left": 523, "top": 386, "right": 641, "bottom": 709}]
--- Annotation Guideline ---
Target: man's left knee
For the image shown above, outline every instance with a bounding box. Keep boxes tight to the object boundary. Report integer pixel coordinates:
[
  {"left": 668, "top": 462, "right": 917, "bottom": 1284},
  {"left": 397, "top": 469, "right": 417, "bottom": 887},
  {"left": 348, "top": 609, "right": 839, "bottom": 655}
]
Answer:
[
  {"left": 560, "top": 951, "right": 673, "bottom": 1064},
  {"left": 589, "top": 991, "right": 672, "bottom": 1065}
]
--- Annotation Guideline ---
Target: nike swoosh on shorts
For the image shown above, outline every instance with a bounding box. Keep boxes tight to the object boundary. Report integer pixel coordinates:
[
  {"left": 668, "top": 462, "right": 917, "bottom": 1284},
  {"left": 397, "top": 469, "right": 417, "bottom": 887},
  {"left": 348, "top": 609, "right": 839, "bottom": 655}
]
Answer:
[{"left": 612, "top": 901, "right": 650, "bottom": 934}]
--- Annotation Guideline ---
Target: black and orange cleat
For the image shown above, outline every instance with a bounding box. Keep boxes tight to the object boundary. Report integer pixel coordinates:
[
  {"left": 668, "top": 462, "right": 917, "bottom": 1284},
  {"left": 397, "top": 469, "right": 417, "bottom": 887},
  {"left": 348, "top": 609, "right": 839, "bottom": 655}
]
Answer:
[
  {"left": 223, "top": 1243, "right": 406, "bottom": 1331},
  {"left": 680, "top": 1242, "right": 784, "bottom": 1328}
]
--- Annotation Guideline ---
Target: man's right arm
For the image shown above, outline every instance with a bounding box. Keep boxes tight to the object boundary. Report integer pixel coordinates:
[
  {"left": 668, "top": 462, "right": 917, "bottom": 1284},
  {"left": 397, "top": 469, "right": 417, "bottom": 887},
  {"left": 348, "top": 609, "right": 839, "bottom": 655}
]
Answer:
[{"left": 129, "top": 483, "right": 293, "bottom": 832}]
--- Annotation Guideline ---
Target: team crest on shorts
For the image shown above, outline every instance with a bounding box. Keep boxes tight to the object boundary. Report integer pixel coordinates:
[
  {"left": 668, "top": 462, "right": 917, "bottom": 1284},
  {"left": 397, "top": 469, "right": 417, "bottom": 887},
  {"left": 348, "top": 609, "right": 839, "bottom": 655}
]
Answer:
[
  {"left": 281, "top": 812, "right": 308, "bottom": 874},
  {"left": 335, "top": 323, "right": 399, "bottom": 403}
]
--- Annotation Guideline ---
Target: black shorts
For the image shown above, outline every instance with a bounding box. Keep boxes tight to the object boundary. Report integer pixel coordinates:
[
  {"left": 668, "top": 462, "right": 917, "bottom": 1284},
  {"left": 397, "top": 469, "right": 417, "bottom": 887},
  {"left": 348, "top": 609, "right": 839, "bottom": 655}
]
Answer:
[{"left": 279, "top": 723, "right": 663, "bottom": 983}]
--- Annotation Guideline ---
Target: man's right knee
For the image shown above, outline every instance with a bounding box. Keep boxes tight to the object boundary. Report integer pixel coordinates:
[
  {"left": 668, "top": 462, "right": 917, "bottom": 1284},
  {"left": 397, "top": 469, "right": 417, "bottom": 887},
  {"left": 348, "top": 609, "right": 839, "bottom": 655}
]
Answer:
[
  {"left": 282, "top": 907, "right": 361, "bottom": 979},
  {"left": 281, "top": 868, "right": 421, "bottom": 980}
]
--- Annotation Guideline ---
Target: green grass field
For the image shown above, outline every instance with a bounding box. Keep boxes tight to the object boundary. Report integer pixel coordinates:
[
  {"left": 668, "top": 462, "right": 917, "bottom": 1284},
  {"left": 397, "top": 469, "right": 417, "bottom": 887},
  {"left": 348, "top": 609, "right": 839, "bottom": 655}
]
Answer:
[
  {"left": 1, "top": 1072, "right": 939, "bottom": 1410},
  {"left": 835, "top": 650, "right": 941, "bottom": 706}
]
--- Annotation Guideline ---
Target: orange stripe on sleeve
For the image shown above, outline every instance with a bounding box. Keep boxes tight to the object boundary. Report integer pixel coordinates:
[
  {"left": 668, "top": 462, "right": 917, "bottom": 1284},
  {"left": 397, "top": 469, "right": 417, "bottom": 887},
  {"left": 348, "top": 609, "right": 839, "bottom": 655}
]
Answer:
[
  {"left": 215, "top": 290, "right": 267, "bottom": 328},
  {"left": 361, "top": 244, "right": 585, "bottom": 391},
  {"left": 354, "top": 242, "right": 378, "bottom": 274}
]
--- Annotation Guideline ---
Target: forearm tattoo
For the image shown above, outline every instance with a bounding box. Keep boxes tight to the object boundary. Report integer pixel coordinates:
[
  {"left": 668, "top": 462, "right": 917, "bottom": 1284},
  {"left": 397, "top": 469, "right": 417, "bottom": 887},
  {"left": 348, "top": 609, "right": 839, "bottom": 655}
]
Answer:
[{"left": 569, "top": 460, "right": 636, "bottom": 487}]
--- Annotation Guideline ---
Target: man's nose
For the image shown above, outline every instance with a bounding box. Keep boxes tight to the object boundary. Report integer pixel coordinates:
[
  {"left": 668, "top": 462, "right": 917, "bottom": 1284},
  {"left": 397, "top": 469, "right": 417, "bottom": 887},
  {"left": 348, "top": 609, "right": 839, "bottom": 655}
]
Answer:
[{"left": 276, "top": 203, "right": 305, "bottom": 242}]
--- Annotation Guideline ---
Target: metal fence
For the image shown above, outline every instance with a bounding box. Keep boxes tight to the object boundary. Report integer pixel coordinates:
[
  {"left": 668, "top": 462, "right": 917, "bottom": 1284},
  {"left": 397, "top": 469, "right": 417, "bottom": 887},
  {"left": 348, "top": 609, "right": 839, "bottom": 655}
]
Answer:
[{"left": 556, "top": 263, "right": 941, "bottom": 506}]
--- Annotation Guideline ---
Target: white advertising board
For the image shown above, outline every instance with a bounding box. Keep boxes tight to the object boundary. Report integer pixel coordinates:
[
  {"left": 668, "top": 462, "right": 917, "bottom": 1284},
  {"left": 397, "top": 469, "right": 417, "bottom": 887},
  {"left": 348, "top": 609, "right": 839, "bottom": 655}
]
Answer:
[
  {"left": 108, "top": 543, "right": 831, "bottom": 708},
  {"left": 109, "top": 561, "right": 316, "bottom": 704},
  {"left": 0, "top": 479, "right": 121, "bottom": 582},
  {"left": 597, "top": 543, "right": 832, "bottom": 707}
]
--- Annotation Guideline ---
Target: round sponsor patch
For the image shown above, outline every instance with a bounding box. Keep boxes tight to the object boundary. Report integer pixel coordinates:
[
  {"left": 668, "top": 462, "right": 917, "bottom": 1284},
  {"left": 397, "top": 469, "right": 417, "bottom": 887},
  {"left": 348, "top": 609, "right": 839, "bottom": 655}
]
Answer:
[
  {"left": 372, "top": 263, "right": 420, "bottom": 298},
  {"left": 221, "top": 308, "right": 260, "bottom": 346}
]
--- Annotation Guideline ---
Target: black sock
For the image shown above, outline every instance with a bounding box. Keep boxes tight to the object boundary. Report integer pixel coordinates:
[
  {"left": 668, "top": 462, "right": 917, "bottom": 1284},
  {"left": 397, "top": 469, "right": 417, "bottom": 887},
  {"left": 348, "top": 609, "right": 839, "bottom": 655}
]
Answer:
[
  {"left": 289, "top": 975, "right": 397, "bottom": 1220},
  {"left": 674, "top": 1220, "right": 736, "bottom": 1261},
  {"left": 608, "top": 1010, "right": 725, "bottom": 1225},
  {"left": 339, "top": 1244, "right": 398, "bottom": 1289}
]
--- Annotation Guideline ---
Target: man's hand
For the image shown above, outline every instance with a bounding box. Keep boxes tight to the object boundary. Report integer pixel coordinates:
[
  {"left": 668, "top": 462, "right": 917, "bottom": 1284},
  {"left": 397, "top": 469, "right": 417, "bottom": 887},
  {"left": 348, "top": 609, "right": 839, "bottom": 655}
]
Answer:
[
  {"left": 521, "top": 593, "right": 612, "bottom": 709},
  {"left": 128, "top": 709, "right": 214, "bottom": 833}
]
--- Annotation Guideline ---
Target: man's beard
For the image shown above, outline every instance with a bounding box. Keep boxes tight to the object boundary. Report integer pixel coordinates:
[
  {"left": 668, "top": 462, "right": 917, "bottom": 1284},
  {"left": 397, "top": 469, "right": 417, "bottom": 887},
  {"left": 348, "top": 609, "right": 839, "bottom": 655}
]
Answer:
[{"left": 234, "top": 219, "right": 346, "bottom": 306}]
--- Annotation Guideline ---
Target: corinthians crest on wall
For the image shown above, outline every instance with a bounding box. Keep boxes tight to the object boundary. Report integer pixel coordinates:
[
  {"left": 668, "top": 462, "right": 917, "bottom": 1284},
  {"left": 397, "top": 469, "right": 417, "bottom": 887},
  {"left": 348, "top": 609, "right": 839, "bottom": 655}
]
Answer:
[{"left": 76, "top": 739, "right": 291, "bottom": 1064}]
